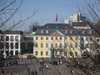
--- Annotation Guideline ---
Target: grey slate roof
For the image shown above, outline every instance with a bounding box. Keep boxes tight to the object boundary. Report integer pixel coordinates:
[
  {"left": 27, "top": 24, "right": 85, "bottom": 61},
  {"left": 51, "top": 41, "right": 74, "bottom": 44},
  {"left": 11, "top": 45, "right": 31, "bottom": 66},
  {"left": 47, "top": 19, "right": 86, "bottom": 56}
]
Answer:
[
  {"left": 2, "top": 30, "right": 23, "bottom": 34},
  {"left": 34, "top": 23, "right": 95, "bottom": 36}
]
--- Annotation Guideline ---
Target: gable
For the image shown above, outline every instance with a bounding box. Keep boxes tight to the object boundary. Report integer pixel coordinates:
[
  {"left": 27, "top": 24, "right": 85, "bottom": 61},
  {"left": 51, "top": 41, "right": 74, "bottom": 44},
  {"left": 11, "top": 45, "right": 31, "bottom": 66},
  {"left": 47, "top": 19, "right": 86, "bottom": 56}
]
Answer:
[{"left": 51, "top": 30, "right": 64, "bottom": 36}]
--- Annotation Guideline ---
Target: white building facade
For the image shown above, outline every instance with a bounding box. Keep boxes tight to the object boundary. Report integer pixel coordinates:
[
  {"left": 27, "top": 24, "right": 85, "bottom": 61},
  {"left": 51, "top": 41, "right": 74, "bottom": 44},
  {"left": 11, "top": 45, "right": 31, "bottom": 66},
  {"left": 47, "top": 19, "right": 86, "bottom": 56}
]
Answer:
[{"left": 0, "top": 31, "right": 22, "bottom": 57}]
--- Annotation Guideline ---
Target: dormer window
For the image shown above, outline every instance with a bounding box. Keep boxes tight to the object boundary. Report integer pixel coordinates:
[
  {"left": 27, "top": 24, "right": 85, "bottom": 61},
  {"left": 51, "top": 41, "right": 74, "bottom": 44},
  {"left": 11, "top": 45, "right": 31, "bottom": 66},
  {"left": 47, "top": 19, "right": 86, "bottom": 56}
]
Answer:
[
  {"left": 56, "top": 26, "right": 58, "bottom": 28},
  {"left": 70, "top": 30, "right": 73, "bottom": 34},
  {"left": 82, "top": 31, "right": 85, "bottom": 34},
  {"left": 41, "top": 30, "right": 44, "bottom": 33},
  {"left": 46, "top": 30, "right": 48, "bottom": 34},
  {"left": 46, "top": 26, "right": 48, "bottom": 28},
  {"left": 65, "top": 30, "right": 68, "bottom": 34},
  {"left": 89, "top": 30, "right": 92, "bottom": 34}
]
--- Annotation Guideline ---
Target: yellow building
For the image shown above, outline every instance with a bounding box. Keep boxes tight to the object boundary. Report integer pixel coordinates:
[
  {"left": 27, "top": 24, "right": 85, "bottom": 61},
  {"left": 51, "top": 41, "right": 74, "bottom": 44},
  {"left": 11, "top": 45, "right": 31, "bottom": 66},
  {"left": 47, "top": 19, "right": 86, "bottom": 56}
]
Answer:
[
  {"left": 33, "top": 23, "right": 82, "bottom": 59},
  {"left": 33, "top": 35, "right": 51, "bottom": 58},
  {"left": 65, "top": 36, "right": 81, "bottom": 58},
  {"left": 33, "top": 30, "right": 65, "bottom": 58}
]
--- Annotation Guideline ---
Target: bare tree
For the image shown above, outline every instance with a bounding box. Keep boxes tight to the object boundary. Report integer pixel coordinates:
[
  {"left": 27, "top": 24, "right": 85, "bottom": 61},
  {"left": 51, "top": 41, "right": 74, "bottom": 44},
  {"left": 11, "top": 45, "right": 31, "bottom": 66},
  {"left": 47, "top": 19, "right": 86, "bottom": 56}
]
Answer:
[
  {"left": 75, "top": 0, "right": 100, "bottom": 23},
  {"left": 29, "top": 22, "right": 41, "bottom": 32},
  {"left": 6, "top": 10, "right": 38, "bottom": 31},
  {"left": 0, "top": 0, "right": 23, "bottom": 30}
]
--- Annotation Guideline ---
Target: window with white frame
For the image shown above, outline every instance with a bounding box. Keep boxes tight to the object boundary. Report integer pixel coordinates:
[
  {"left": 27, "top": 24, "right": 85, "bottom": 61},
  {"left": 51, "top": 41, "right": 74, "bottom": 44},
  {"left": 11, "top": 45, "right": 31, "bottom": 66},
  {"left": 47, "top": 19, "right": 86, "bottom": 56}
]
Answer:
[
  {"left": 46, "top": 43, "right": 48, "bottom": 48},
  {"left": 10, "top": 43, "right": 13, "bottom": 49},
  {"left": 36, "top": 36, "right": 38, "bottom": 40},
  {"left": 35, "top": 51, "right": 38, "bottom": 55},
  {"left": 41, "top": 51, "right": 43, "bottom": 56},
  {"left": 6, "top": 36, "right": 9, "bottom": 41},
  {"left": 59, "top": 43, "right": 62, "bottom": 48},
  {"left": 46, "top": 51, "right": 48, "bottom": 56},
  {"left": 15, "top": 43, "right": 18, "bottom": 49},
  {"left": 1, "top": 36, "right": 4, "bottom": 41},
  {"left": 46, "top": 37, "right": 48, "bottom": 40},
  {"left": 41, "top": 43, "right": 43, "bottom": 48},
  {"left": 41, "top": 36, "right": 43, "bottom": 40},
  {"left": 10, "top": 36, "right": 14, "bottom": 41},
  {"left": 55, "top": 43, "right": 57, "bottom": 48},
  {"left": 15, "top": 36, "right": 19, "bottom": 41},
  {"left": 6, "top": 43, "right": 9, "bottom": 49}
]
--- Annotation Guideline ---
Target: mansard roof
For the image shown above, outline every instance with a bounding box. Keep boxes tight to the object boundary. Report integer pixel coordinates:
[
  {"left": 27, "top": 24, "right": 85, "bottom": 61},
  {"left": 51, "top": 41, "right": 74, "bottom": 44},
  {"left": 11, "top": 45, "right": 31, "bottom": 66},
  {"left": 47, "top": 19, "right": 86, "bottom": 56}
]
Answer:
[
  {"left": 72, "top": 21, "right": 90, "bottom": 27},
  {"left": 3, "top": 30, "right": 23, "bottom": 34},
  {"left": 34, "top": 23, "right": 95, "bottom": 36},
  {"left": 44, "top": 23, "right": 70, "bottom": 28}
]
